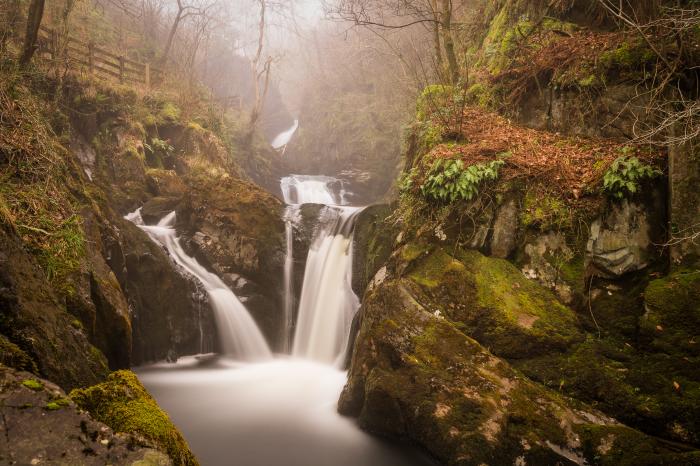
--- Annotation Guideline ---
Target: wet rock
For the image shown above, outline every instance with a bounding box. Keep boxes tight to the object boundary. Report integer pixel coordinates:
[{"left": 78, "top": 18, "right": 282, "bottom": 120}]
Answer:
[
  {"left": 0, "top": 226, "right": 108, "bottom": 391},
  {"left": 404, "top": 244, "right": 583, "bottom": 358},
  {"left": 586, "top": 200, "right": 652, "bottom": 278},
  {"left": 141, "top": 197, "right": 182, "bottom": 224},
  {"left": 176, "top": 175, "right": 285, "bottom": 348},
  {"left": 115, "top": 221, "right": 216, "bottom": 365},
  {"left": 0, "top": 366, "right": 172, "bottom": 465},
  {"left": 521, "top": 232, "right": 581, "bottom": 305},
  {"left": 489, "top": 198, "right": 518, "bottom": 259},
  {"left": 70, "top": 370, "right": 198, "bottom": 465},
  {"left": 351, "top": 204, "right": 397, "bottom": 296},
  {"left": 340, "top": 279, "right": 697, "bottom": 465}
]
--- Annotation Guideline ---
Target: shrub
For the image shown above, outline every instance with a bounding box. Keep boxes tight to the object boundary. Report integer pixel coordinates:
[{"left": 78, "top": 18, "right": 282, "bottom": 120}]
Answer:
[
  {"left": 419, "top": 158, "right": 505, "bottom": 203},
  {"left": 603, "top": 156, "right": 661, "bottom": 199}
]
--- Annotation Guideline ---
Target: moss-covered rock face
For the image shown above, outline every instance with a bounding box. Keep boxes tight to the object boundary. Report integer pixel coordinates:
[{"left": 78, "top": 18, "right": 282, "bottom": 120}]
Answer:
[
  {"left": 643, "top": 270, "right": 700, "bottom": 357},
  {"left": 340, "top": 278, "right": 696, "bottom": 465},
  {"left": 1, "top": 365, "right": 173, "bottom": 465},
  {"left": 403, "top": 244, "right": 582, "bottom": 358},
  {"left": 70, "top": 370, "right": 197, "bottom": 466}
]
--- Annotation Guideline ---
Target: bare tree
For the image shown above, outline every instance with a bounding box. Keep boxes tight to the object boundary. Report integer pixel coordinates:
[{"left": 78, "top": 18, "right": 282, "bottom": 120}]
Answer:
[
  {"left": 161, "top": 0, "right": 214, "bottom": 65},
  {"left": 248, "top": 0, "right": 274, "bottom": 134},
  {"left": 326, "top": 0, "right": 458, "bottom": 83},
  {"left": 20, "top": 0, "right": 45, "bottom": 66}
]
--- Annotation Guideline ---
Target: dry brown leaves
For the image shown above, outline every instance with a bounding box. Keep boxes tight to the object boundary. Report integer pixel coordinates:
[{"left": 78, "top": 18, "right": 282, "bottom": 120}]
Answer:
[{"left": 428, "top": 106, "right": 664, "bottom": 200}]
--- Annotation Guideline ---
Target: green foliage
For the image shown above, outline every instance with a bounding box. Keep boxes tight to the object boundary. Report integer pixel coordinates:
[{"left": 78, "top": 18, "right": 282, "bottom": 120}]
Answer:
[
  {"left": 521, "top": 191, "right": 572, "bottom": 231},
  {"left": 158, "top": 102, "right": 181, "bottom": 123},
  {"left": 600, "top": 41, "right": 655, "bottom": 69},
  {"left": 603, "top": 156, "right": 661, "bottom": 199},
  {"left": 416, "top": 84, "right": 453, "bottom": 121},
  {"left": 418, "top": 158, "right": 504, "bottom": 203}
]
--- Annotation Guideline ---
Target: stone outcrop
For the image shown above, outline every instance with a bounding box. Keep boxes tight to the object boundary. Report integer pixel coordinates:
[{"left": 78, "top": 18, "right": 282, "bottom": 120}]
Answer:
[
  {"left": 176, "top": 175, "right": 286, "bottom": 347},
  {"left": 340, "top": 274, "right": 697, "bottom": 465},
  {"left": 0, "top": 365, "right": 173, "bottom": 465}
]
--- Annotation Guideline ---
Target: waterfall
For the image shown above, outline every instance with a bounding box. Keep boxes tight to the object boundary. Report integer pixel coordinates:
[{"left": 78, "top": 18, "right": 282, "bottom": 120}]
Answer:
[
  {"left": 280, "top": 175, "right": 362, "bottom": 366},
  {"left": 126, "top": 209, "right": 271, "bottom": 361},
  {"left": 271, "top": 119, "right": 299, "bottom": 150}
]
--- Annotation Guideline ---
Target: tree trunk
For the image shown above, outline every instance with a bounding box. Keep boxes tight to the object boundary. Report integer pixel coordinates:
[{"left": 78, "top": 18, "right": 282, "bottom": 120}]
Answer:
[
  {"left": 430, "top": 0, "right": 443, "bottom": 80},
  {"left": 20, "top": 0, "right": 45, "bottom": 66},
  {"left": 161, "top": 12, "right": 182, "bottom": 65},
  {"left": 440, "top": 0, "right": 458, "bottom": 83}
]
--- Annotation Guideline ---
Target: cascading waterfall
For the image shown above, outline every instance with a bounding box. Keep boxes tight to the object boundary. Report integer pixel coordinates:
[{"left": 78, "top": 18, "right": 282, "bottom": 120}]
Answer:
[
  {"left": 125, "top": 209, "right": 271, "bottom": 361},
  {"left": 280, "top": 175, "right": 362, "bottom": 365},
  {"left": 292, "top": 206, "right": 361, "bottom": 365}
]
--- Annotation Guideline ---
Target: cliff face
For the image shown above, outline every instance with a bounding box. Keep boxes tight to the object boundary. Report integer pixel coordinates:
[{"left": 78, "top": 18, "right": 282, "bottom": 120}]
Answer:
[
  {"left": 0, "top": 69, "right": 286, "bottom": 388},
  {"left": 342, "top": 1, "right": 700, "bottom": 463}
]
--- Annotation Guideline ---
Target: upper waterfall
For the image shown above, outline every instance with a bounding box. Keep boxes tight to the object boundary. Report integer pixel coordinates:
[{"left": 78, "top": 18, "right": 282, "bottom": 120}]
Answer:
[
  {"left": 280, "top": 175, "right": 362, "bottom": 366},
  {"left": 126, "top": 209, "right": 272, "bottom": 361}
]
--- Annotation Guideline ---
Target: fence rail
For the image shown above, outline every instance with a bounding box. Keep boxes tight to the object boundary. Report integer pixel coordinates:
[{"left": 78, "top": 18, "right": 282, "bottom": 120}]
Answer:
[{"left": 37, "top": 25, "right": 161, "bottom": 87}]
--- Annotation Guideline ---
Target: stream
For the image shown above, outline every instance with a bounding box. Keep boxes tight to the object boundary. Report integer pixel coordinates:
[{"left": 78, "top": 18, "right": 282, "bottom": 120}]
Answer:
[{"left": 130, "top": 175, "right": 436, "bottom": 466}]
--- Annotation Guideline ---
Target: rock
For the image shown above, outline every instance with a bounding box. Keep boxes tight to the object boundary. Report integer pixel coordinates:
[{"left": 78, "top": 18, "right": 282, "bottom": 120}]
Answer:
[
  {"left": 642, "top": 270, "right": 700, "bottom": 357},
  {"left": 351, "top": 204, "right": 397, "bottom": 296},
  {"left": 0, "top": 365, "right": 173, "bottom": 465},
  {"left": 141, "top": 197, "right": 182, "bottom": 225},
  {"left": 146, "top": 169, "right": 187, "bottom": 197},
  {"left": 0, "top": 225, "right": 108, "bottom": 391},
  {"left": 176, "top": 175, "right": 285, "bottom": 348},
  {"left": 340, "top": 279, "right": 697, "bottom": 465},
  {"left": 70, "top": 370, "right": 198, "bottom": 466},
  {"left": 521, "top": 232, "right": 581, "bottom": 305},
  {"left": 489, "top": 198, "right": 518, "bottom": 258},
  {"left": 115, "top": 221, "right": 216, "bottom": 365},
  {"left": 404, "top": 244, "right": 583, "bottom": 358},
  {"left": 586, "top": 200, "right": 652, "bottom": 278}
]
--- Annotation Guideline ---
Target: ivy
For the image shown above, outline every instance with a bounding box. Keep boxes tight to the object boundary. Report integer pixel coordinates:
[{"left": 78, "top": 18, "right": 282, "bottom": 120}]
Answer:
[
  {"left": 603, "top": 156, "right": 661, "bottom": 199},
  {"left": 418, "top": 158, "right": 505, "bottom": 203}
]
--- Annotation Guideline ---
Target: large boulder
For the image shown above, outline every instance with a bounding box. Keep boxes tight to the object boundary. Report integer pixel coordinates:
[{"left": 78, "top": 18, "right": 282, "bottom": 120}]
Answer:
[
  {"left": 112, "top": 220, "right": 217, "bottom": 365},
  {"left": 176, "top": 175, "right": 285, "bottom": 348},
  {"left": 70, "top": 370, "right": 198, "bottom": 465},
  {"left": 0, "top": 365, "right": 173, "bottom": 465},
  {"left": 339, "top": 278, "right": 698, "bottom": 465},
  {"left": 403, "top": 244, "right": 583, "bottom": 358}
]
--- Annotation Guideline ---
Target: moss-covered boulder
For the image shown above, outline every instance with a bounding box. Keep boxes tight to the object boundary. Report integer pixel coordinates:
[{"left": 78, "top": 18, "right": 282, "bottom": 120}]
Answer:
[
  {"left": 643, "top": 270, "right": 700, "bottom": 357},
  {"left": 1, "top": 365, "right": 172, "bottom": 465},
  {"left": 403, "top": 244, "right": 583, "bottom": 358},
  {"left": 70, "top": 370, "right": 197, "bottom": 465},
  {"left": 340, "top": 279, "right": 698, "bottom": 465}
]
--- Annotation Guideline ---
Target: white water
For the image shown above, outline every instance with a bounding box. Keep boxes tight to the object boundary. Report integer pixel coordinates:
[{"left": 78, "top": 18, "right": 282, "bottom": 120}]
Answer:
[
  {"left": 133, "top": 176, "right": 434, "bottom": 466},
  {"left": 125, "top": 209, "right": 271, "bottom": 361},
  {"left": 292, "top": 206, "right": 361, "bottom": 365},
  {"left": 271, "top": 119, "right": 299, "bottom": 149}
]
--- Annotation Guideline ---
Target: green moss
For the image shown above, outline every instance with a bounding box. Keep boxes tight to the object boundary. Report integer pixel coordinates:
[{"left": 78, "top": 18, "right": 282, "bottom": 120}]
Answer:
[
  {"left": 71, "top": 370, "right": 198, "bottom": 465},
  {"left": 406, "top": 245, "right": 582, "bottom": 358},
  {"left": 159, "top": 102, "right": 181, "bottom": 123},
  {"left": 416, "top": 84, "right": 453, "bottom": 121},
  {"left": 600, "top": 41, "right": 655, "bottom": 70},
  {"left": 0, "top": 335, "right": 38, "bottom": 373},
  {"left": 643, "top": 270, "right": 700, "bottom": 356},
  {"left": 22, "top": 379, "right": 44, "bottom": 391},
  {"left": 45, "top": 397, "right": 70, "bottom": 410},
  {"left": 521, "top": 191, "right": 572, "bottom": 231}
]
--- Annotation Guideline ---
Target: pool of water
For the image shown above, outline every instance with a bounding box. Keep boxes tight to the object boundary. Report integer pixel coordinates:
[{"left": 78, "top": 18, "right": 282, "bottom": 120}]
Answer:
[{"left": 137, "top": 355, "right": 436, "bottom": 466}]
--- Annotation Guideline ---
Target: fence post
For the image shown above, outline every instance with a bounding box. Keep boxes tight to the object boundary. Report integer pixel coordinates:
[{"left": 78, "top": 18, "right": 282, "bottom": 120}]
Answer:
[
  {"left": 88, "top": 42, "right": 94, "bottom": 75},
  {"left": 144, "top": 63, "right": 150, "bottom": 88},
  {"left": 50, "top": 29, "right": 58, "bottom": 60},
  {"left": 118, "top": 56, "right": 125, "bottom": 83}
]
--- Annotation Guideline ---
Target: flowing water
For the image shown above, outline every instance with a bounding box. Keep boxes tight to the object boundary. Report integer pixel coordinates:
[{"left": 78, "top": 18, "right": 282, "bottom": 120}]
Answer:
[{"left": 131, "top": 176, "right": 435, "bottom": 466}]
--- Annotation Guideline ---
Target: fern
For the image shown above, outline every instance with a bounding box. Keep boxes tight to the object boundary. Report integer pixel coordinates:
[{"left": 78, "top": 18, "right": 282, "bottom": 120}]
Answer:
[
  {"left": 603, "top": 156, "right": 661, "bottom": 200},
  {"left": 419, "top": 158, "right": 504, "bottom": 203}
]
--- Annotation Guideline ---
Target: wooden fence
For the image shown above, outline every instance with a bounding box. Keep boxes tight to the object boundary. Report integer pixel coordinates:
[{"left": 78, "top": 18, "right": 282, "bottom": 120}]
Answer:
[{"left": 37, "top": 25, "right": 161, "bottom": 87}]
